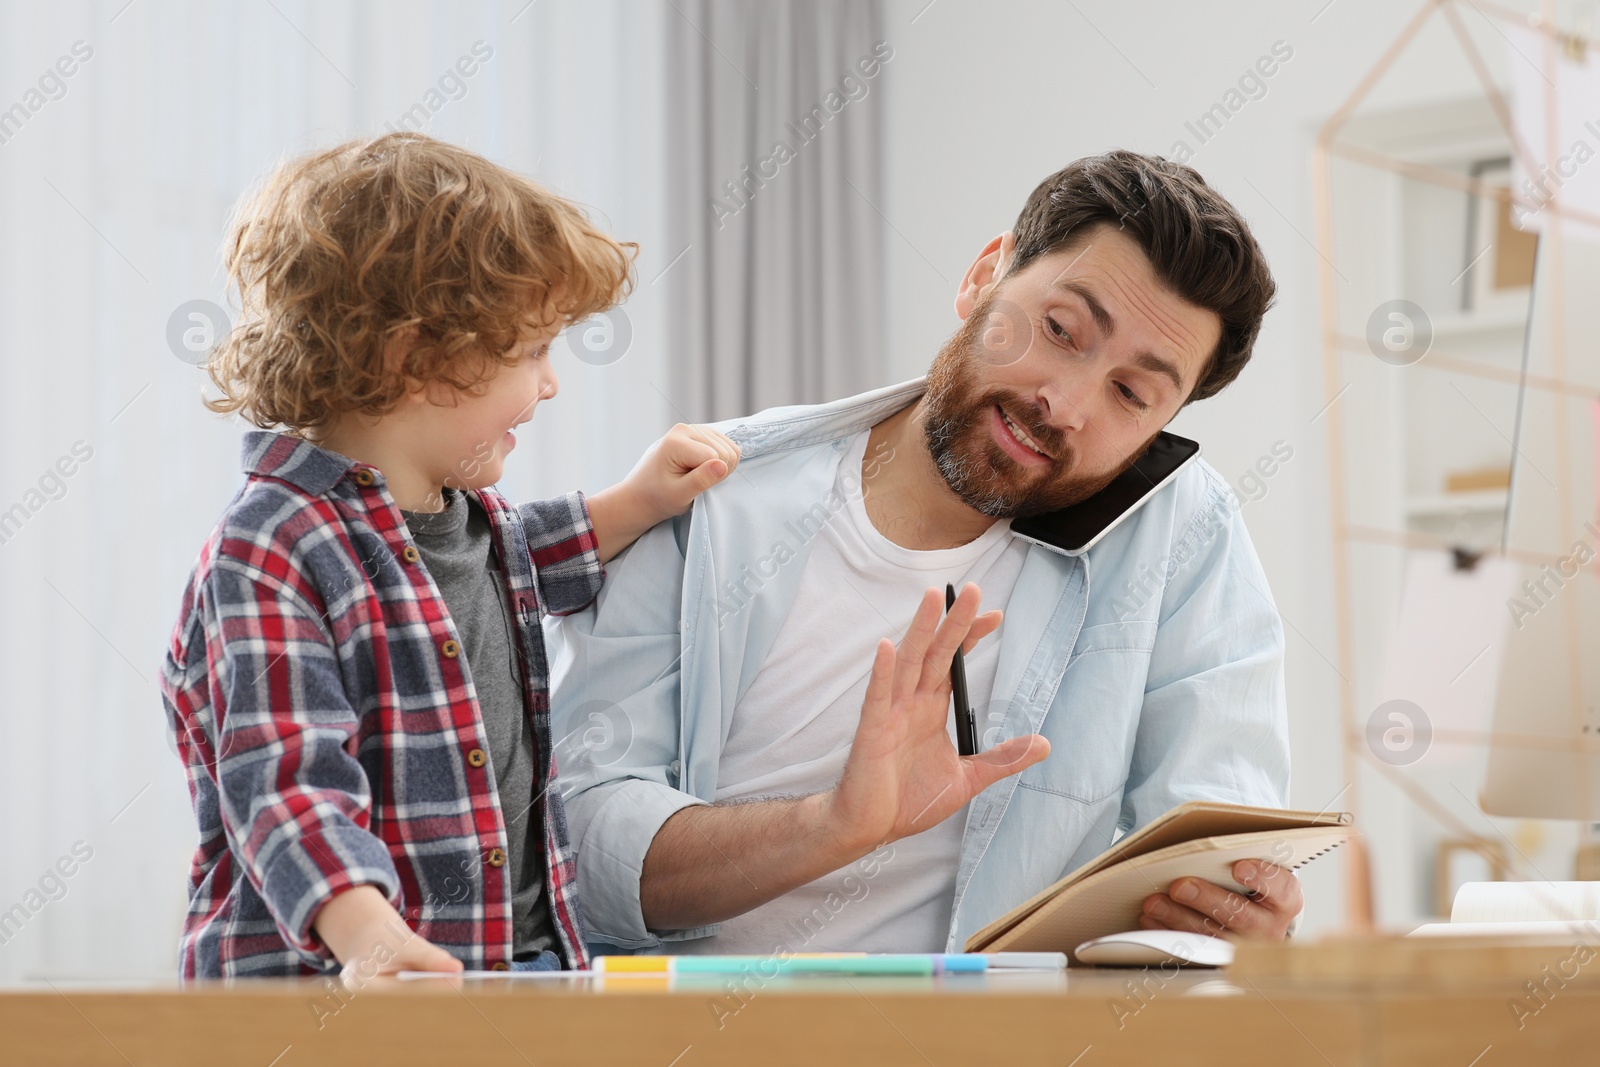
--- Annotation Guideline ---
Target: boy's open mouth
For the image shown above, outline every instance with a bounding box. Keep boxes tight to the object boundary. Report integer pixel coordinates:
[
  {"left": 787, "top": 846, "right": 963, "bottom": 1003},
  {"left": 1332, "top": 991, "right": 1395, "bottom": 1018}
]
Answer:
[{"left": 504, "top": 416, "right": 532, "bottom": 451}]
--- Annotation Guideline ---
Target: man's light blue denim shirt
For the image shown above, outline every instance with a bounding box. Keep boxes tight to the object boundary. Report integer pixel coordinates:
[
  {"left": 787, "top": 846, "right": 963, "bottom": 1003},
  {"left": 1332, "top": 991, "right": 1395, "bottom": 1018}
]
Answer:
[{"left": 546, "top": 378, "right": 1289, "bottom": 953}]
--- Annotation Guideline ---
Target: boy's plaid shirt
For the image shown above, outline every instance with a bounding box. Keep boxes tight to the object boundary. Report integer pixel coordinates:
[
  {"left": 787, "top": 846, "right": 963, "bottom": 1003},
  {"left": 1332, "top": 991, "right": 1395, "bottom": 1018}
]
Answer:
[{"left": 160, "top": 431, "right": 602, "bottom": 978}]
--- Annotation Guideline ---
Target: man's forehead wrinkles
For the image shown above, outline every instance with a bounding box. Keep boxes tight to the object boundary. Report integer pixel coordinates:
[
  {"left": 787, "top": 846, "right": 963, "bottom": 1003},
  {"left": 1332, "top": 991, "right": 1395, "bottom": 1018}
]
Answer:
[
  {"left": 1045, "top": 243, "right": 1094, "bottom": 287},
  {"left": 1103, "top": 269, "right": 1202, "bottom": 355},
  {"left": 1028, "top": 237, "right": 1215, "bottom": 381},
  {"left": 1054, "top": 278, "right": 1116, "bottom": 336},
  {"left": 1055, "top": 262, "right": 1192, "bottom": 361}
]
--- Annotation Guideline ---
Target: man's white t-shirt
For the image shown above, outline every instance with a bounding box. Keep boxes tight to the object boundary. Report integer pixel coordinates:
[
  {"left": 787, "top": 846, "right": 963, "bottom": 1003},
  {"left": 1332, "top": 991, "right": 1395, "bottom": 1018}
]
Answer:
[{"left": 676, "top": 429, "right": 1030, "bottom": 954}]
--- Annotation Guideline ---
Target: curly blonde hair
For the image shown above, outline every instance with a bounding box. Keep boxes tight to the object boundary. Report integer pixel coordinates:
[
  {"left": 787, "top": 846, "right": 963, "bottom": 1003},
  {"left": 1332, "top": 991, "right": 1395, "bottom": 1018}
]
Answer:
[{"left": 204, "top": 132, "right": 637, "bottom": 434}]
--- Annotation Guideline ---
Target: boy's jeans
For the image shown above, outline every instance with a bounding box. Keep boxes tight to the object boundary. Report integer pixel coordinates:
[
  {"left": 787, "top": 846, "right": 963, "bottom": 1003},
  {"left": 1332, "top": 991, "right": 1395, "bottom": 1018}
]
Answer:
[{"left": 508, "top": 950, "right": 563, "bottom": 972}]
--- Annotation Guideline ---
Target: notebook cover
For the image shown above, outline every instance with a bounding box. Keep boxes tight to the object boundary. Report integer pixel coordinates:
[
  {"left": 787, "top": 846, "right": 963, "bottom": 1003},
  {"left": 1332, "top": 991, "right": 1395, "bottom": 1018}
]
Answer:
[{"left": 966, "top": 802, "right": 1352, "bottom": 954}]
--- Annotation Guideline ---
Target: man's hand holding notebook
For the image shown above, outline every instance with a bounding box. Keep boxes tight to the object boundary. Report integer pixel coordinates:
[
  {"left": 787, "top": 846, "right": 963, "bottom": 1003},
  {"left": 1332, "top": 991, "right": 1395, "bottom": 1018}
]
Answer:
[
  {"left": 1139, "top": 853, "right": 1305, "bottom": 940},
  {"left": 965, "top": 802, "right": 1354, "bottom": 964}
]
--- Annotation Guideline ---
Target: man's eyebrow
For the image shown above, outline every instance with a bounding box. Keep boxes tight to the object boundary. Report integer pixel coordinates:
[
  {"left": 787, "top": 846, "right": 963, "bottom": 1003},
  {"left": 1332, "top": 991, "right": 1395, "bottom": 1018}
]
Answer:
[
  {"left": 1052, "top": 279, "right": 1186, "bottom": 396},
  {"left": 1132, "top": 351, "right": 1186, "bottom": 396},
  {"left": 1054, "top": 279, "right": 1116, "bottom": 337}
]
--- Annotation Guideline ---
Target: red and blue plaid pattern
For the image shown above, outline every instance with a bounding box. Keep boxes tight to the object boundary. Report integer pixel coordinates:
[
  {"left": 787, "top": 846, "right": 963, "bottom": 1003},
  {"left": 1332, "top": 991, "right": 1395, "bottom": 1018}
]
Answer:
[{"left": 160, "top": 430, "right": 602, "bottom": 978}]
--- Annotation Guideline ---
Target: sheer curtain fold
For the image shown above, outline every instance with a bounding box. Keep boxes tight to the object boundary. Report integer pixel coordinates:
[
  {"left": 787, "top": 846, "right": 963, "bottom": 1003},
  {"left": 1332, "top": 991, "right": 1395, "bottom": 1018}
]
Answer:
[{"left": 663, "top": 0, "right": 890, "bottom": 423}]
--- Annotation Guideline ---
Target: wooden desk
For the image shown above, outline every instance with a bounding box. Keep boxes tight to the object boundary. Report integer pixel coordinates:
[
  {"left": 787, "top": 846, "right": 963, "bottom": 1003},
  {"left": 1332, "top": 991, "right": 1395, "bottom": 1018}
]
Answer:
[{"left": 5, "top": 963, "right": 1600, "bottom": 1066}]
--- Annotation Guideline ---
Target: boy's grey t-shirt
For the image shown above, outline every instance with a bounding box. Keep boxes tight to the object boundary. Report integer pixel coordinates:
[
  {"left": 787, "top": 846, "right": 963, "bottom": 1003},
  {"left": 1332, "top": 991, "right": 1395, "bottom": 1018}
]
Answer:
[{"left": 401, "top": 487, "right": 555, "bottom": 960}]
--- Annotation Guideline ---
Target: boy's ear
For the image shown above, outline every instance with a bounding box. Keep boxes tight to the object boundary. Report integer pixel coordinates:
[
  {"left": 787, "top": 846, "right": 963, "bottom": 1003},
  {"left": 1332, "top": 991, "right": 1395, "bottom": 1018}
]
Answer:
[{"left": 954, "top": 231, "right": 1016, "bottom": 321}]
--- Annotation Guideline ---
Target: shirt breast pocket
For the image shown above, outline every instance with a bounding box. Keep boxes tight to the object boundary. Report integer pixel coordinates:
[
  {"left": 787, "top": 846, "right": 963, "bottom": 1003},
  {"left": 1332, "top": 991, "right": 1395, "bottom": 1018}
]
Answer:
[{"left": 1017, "top": 620, "right": 1156, "bottom": 804}]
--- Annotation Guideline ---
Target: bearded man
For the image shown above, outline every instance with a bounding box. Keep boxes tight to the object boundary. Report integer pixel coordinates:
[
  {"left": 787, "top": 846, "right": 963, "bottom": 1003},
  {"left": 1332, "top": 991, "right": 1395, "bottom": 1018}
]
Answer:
[{"left": 548, "top": 150, "right": 1300, "bottom": 956}]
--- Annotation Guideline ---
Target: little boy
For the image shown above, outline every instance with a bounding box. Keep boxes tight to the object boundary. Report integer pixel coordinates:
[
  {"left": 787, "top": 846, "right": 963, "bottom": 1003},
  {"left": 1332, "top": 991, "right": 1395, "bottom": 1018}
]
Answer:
[{"left": 160, "top": 132, "right": 738, "bottom": 979}]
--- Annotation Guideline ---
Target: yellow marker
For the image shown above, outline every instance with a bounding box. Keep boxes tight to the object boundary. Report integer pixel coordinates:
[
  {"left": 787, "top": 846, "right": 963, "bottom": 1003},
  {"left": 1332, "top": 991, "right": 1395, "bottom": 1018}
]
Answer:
[{"left": 594, "top": 953, "right": 865, "bottom": 975}]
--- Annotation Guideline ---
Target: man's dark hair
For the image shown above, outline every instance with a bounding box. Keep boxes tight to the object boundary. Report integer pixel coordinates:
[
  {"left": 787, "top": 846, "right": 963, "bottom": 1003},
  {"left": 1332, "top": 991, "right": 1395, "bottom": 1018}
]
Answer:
[{"left": 1007, "top": 149, "right": 1275, "bottom": 404}]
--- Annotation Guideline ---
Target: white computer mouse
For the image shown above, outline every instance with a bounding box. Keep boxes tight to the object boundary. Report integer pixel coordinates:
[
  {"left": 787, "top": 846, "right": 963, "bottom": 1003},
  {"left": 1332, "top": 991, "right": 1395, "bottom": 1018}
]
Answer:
[{"left": 1073, "top": 929, "right": 1235, "bottom": 968}]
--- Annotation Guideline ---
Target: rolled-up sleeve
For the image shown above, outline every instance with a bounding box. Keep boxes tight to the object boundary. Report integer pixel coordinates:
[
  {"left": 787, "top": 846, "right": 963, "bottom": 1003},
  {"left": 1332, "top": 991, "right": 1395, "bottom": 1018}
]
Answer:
[
  {"left": 205, "top": 559, "right": 403, "bottom": 970},
  {"left": 562, "top": 779, "right": 709, "bottom": 948},
  {"left": 545, "top": 517, "right": 714, "bottom": 949},
  {"left": 520, "top": 492, "right": 606, "bottom": 617}
]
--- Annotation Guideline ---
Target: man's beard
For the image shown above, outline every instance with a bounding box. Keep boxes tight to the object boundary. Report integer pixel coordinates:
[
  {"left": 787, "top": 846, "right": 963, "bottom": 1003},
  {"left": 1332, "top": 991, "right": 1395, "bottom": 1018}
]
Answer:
[{"left": 922, "top": 295, "right": 1153, "bottom": 519}]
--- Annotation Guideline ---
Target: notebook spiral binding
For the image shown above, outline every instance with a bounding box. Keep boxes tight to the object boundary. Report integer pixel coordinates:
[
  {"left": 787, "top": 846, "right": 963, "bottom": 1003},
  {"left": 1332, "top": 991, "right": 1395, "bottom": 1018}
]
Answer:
[{"left": 1291, "top": 838, "right": 1346, "bottom": 871}]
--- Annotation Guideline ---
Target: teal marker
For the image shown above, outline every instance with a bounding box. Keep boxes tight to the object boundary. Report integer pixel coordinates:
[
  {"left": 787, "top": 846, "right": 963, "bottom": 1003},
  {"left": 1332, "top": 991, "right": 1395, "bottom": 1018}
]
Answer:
[{"left": 594, "top": 953, "right": 1062, "bottom": 976}]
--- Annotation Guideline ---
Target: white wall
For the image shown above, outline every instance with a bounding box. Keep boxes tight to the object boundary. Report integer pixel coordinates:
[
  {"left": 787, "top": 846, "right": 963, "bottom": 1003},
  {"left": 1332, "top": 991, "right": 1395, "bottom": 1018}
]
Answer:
[{"left": 876, "top": 0, "right": 1536, "bottom": 936}]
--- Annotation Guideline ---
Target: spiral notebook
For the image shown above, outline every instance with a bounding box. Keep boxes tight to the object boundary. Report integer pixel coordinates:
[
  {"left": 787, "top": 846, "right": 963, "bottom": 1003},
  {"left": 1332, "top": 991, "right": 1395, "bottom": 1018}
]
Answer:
[{"left": 964, "top": 801, "right": 1354, "bottom": 961}]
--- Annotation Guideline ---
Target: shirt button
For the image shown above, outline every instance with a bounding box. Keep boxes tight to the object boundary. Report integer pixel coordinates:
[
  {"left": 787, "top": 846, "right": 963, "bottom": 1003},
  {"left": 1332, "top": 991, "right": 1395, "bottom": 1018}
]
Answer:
[
  {"left": 467, "top": 748, "right": 487, "bottom": 768},
  {"left": 352, "top": 469, "right": 375, "bottom": 487},
  {"left": 487, "top": 848, "right": 506, "bottom": 868},
  {"left": 402, "top": 545, "right": 420, "bottom": 563},
  {"left": 668, "top": 759, "right": 681, "bottom": 778},
  {"left": 441, "top": 639, "right": 460, "bottom": 658},
  {"left": 490, "top": 961, "right": 510, "bottom": 971}
]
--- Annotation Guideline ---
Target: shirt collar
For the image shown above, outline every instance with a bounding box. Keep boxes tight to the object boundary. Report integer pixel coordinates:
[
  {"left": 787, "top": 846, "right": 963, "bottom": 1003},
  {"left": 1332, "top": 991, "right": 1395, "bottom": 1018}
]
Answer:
[
  {"left": 402, "top": 486, "right": 471, "bottom": 540},
  {"left": 715, "top": 377, "right": 928, "bottom": 458},
  {"left": 240, "top": 429, "right": 371, "bottom": 496}
]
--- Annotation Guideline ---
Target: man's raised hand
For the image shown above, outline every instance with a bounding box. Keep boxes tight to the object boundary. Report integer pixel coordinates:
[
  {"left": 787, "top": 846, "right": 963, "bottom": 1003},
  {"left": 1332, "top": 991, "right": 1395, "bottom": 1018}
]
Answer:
[{"left": 824, "top": 582, "right": 1050, "bottom": 853}]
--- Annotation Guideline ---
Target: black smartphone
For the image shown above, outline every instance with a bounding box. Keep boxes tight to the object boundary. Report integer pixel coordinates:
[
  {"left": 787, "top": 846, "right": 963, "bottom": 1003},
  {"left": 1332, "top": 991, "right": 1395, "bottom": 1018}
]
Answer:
[{"left": 1009, "top": 431, "right": 1201, "bottom": 555}]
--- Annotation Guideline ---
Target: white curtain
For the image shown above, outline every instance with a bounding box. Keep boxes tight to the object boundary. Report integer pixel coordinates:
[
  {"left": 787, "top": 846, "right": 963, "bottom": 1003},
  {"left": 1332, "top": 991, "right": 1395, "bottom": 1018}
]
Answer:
[
  {"left": 663, "top": 0, "right": 890, "bottom": 422},
  {"left": 0, "top": 0, "right": 672, "bottom": 982}
]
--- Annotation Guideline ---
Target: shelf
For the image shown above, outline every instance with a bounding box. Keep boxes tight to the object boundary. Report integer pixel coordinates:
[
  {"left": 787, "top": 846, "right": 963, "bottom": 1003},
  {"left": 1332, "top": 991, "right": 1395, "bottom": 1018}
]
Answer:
[
  {"left": 1431, "top": 309, "right": 1530, "bottom": 338},
  {"left": 1404, "top": 489, "right": 1509, "bottom": 517}
]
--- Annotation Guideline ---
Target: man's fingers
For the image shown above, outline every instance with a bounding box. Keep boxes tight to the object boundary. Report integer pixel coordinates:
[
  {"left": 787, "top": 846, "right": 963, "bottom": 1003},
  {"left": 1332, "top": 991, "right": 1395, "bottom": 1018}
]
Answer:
[
  {"left": 966, "top": 734, "right": 1050, "bottom": 788},
  {"left": 891, "top": 588, "right": 944, "bottom": 705},
  {"left": 1142, "top": 868, "right": 1300, "bottom": 940},
  {"left": 859, "top": 638, "right": 896, "bottom": 731},
  {"left": 1138, "top": 907, "right": 1225, "bottom": 939},
  {"left": 1164, "top": 878, "right": 1276, "bottom": 937},
  {"left": 918, "top": 582, "right": 981, "bottom": 692},
  {"left": 1235, "top": 860, "right": 1302, "bottom": 916},
  {"left": 1140, "top": 894, "right": 1227, "bottom": 938},
  {"left": 960, "top": 610, "right": 1003, "bottom": 655}
]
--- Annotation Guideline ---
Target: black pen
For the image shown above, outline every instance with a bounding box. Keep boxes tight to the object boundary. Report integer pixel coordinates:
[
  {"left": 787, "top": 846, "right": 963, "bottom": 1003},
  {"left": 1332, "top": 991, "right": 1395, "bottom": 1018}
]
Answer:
[{"left": 946, "top": 583, "right": 978, "bottom": 756}]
